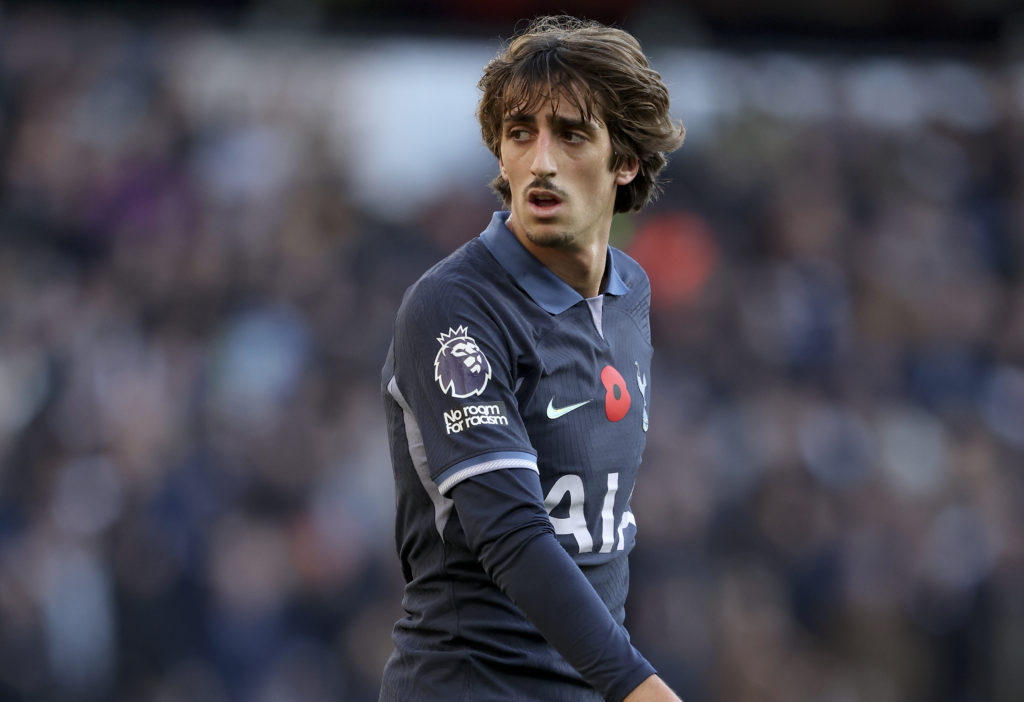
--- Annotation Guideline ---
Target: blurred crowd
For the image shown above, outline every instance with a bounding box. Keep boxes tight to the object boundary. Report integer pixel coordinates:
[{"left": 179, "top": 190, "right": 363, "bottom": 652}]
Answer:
[{"left": 1, "top": 7, "right": 1023, "bottom": 702}]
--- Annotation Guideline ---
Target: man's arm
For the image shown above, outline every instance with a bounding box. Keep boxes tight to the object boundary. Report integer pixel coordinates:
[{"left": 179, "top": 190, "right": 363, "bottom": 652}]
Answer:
[{"left": 452, "top": 467, "right": 658, "bottom": 702}]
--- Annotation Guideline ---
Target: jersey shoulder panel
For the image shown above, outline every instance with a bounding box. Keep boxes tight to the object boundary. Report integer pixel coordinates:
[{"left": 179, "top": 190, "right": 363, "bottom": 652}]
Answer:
[
  {"left": 609, "top": 246, "right": 651, "bottom": 297},
  {"left": 393, "top": 239, "right": 515, "bottom": 382},
  {"left": 402, "top": 238, "right": 504, "bottom": 306},
  {"left": 608, "top": 246, "right": 652, "bottom": 342},
  {"left": 388, "top": 238, "right": 538, "bottom": 490}
]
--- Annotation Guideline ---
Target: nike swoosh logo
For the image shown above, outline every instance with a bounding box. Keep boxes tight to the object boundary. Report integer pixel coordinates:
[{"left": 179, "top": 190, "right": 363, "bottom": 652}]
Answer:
[{"left": 546, "top": 398, "right": 591, "bottom": 419}]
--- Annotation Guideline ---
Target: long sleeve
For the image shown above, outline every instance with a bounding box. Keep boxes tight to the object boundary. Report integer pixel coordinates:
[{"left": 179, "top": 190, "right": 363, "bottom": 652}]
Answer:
[{"left": 451, "top": 467, "right": 656, "bottom": 702}]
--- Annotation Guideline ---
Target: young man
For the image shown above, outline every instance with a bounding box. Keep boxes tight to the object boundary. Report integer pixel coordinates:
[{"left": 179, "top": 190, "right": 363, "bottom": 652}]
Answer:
[{"left": 380, "top": 15, "right": 685, "bottom": 702}]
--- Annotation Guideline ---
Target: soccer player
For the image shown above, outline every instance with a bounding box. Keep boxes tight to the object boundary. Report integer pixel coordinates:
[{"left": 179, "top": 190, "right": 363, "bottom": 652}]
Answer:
[{"left": 380, "top": 15, "right": 685, "bottom": 702}]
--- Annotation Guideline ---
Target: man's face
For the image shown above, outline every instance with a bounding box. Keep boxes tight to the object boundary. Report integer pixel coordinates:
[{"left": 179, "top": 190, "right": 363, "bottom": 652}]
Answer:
[
  {"left": 499, "top": 92, "right": 637, "bottom": 253},
  {"left": 450, "top": 340, "right": 484, "bottom": 374}
]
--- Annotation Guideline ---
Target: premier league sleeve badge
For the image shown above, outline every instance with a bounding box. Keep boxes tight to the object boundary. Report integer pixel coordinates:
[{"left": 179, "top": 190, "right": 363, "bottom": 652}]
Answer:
[{"left": 434, "top": 326, "right": 493, "bottom": 399}]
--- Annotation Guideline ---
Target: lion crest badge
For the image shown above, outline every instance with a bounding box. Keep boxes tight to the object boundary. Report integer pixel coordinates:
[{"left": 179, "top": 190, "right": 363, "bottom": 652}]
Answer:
[{"left": 434, "top": 325, "right": 492, "bottom": 398}]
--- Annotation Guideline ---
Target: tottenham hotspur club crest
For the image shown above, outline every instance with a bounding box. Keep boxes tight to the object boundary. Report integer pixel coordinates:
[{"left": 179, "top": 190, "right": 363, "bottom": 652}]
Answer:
[{"left": 434, "top": 326, "right": 492, "bottom": 398}]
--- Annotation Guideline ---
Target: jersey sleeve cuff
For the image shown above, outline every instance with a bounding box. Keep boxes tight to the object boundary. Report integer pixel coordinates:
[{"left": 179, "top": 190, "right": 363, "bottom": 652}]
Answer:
[{"left": 435, "top": 451, "right": 538, "bottom": 495}]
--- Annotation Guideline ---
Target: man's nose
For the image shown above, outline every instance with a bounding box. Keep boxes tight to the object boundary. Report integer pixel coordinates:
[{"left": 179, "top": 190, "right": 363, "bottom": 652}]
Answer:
[{"left": 530, "top": 132, "right": 557, "bottom": 178}]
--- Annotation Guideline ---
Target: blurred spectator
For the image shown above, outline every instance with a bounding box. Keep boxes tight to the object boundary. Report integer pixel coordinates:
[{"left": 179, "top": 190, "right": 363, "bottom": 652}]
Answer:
[{"left": 0, "top": 6, "right": 1022, "bottom": 702}]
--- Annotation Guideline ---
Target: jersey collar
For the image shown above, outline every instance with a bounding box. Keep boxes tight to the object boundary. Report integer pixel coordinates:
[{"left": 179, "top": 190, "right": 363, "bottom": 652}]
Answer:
[{"left": 480, "top": 211, "right": 628, "bottom": 315}]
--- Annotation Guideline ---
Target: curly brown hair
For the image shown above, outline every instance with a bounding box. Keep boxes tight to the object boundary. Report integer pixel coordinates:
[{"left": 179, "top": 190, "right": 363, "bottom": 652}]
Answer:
[{"left": 477, "top": 16, "right": 685, "bottom": 214}]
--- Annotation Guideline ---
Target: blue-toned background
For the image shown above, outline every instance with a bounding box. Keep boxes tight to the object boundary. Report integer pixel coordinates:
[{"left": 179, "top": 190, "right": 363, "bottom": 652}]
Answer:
[{"left": 1, "top": 2, "right": 1022, "bottom": 700}]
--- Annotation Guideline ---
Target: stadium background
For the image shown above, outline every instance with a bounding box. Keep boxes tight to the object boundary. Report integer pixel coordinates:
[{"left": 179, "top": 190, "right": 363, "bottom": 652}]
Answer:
[{"left": 1, "top": 1, "right": 1023, "bottom": 700}]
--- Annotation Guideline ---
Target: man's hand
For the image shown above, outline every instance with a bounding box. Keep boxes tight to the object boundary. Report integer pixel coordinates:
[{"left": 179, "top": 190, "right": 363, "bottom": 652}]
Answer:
[{"left": 622, "top": 674, "right": 682, "bottom": 702}]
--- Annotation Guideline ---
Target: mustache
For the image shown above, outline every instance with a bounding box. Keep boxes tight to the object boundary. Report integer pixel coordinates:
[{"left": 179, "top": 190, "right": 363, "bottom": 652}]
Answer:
[{"left": 525, "top": 178, "right": 567, "bottom": 199}]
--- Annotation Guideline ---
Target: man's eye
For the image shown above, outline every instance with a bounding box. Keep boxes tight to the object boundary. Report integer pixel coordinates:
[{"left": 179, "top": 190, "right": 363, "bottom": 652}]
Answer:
[
  {"left": 508, "top": 128, "right": 530, "bottom": 141},
  {"left": 564, "top": 132, "right": 586, "bottom": 144}
]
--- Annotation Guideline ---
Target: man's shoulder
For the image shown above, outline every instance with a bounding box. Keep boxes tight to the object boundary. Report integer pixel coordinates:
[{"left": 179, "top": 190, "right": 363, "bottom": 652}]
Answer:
[
  {"left": 405, "top": 237, "right": 500, "bottom": 302},
  {"left": 395, "top": 236, "right": 511, "bottom": 332},
  {"left": 609, "top": 246, "right": 651, "bottom": 294}
]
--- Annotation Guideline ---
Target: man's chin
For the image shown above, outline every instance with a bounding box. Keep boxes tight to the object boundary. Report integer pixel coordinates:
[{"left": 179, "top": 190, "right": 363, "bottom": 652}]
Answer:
[
  {"left": 524, "top": 224, "right": 574, "bottom": 249},
  {"left": 508, "top": 210, "right": 574, "bottom": 248}
]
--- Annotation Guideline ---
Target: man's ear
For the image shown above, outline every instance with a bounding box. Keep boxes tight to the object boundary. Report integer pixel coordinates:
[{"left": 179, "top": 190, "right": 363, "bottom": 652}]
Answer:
[
  {"left": 499, "top": 158, "right": 508, "bottom": 180},
  {"left": 615, "top": 157, "right": 639, "bottom": 186}
]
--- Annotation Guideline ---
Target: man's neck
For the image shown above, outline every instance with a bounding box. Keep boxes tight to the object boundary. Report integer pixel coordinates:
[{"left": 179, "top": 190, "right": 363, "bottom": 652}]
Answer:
[
  {"left": 521, "top": 236, "right": 608, "bottom": 299},
  {"left": 504, "top": 208, "right": 614, "bottom": 299}
]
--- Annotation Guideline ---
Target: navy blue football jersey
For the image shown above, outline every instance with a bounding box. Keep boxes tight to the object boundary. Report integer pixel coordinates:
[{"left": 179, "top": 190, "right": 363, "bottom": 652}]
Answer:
[{"left": 380, "top": 211, "right": 654, "bottom": 700}]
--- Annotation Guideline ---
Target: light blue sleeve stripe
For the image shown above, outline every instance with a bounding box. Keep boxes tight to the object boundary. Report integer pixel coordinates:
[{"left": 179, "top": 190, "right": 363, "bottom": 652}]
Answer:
[
  {"left": 388, "top": 375, "right": 455, "bottom": 539},
  {"left": 436, "top": 450, "right": 538, "bottom": 496}
]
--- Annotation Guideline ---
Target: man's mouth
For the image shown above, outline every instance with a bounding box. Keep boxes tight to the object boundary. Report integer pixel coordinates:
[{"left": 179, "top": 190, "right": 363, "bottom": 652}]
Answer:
[{"left": 527, "top": 190, "right": 563, "bottom": 213}]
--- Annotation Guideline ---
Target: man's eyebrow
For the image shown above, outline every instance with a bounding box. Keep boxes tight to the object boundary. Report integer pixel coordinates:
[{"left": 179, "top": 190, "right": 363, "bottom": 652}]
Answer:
[
  {"left": 502, "top": 112, "right": 536, "bottom": 125},
  {"left": 502, "top": 113, "right": 597, "bottom": 131},
  {"left": 552, "top": 115, "right": 597, "bottom": 132}
]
